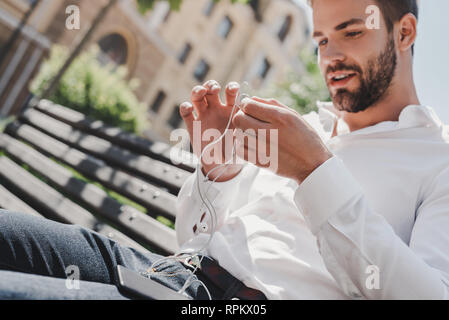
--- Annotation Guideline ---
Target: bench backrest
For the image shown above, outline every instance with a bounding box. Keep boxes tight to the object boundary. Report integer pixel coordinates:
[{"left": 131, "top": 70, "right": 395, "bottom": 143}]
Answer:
[{"left": 0, "top": 99, "right": 197, "bottom": 255}]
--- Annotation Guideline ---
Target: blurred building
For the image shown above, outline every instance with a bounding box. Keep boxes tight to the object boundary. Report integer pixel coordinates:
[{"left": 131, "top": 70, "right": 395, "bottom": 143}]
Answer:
[
  {"left": 0, "top": 0, "right": 311, "bottom": 143},
  {"left": 0, "top": 0, "right": 167, "bottom": 125},
  {"left": 143, "top": 0, "right": 312, "bottom": 141},
  {"left": 0, "top": 0, "right": 53, "bottom": 116}
]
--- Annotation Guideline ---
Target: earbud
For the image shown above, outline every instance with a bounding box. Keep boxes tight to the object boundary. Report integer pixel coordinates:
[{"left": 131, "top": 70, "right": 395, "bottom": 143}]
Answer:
[
  {"left": 199, "top": 222, "right": 208, "bottom": 233},
  {"left": 236, "top": 81, "right": 251, "bottom": 110},
  {"left": 237, "top": 93, "right": 250, "bottom": 110}
]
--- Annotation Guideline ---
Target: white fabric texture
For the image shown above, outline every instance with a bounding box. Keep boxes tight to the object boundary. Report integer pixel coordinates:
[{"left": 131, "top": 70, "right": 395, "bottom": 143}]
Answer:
[{"left": 175, "top": 103, "right": 449, "bottom": 299}]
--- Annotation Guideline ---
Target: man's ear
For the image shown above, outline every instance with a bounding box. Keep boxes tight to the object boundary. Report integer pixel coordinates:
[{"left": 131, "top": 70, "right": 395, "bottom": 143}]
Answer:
[{"left": 397, "top": 13, "right": 417, "bottom": 53}]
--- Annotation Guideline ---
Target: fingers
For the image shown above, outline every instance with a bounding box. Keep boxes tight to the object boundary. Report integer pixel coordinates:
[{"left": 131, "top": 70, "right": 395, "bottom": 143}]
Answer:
[
  {"left": 251, "top": 96, "right": 294, "bottom": 112},
  {"left": 240, "top": 98, "right": 284, "bottom": 123},
  {"left": 234, "top": 133, "right": 258, "bottom": 165},
  {"left": 190, "top": 80, "right": 240, "bottom": 114},
  {"left": 232, "top": 109, "right": 271, "bottom": 132},
  {"left": 225, "top": 82, "right": 240, "bottom": 108},
  {"left": 251, "top": 96, "right": 280, "bottom": 105},
  {"left": 203, "top": 80, "right": 222, "bottom": 108},
  {"left": 191, "top": 85, "right": 208, "bottom": 115},
  {"left": 233, "top": 128, "right": 275, "bottom": 170},
  {"left": 179, "top": 102, "right": 195, "bottom": 137}
]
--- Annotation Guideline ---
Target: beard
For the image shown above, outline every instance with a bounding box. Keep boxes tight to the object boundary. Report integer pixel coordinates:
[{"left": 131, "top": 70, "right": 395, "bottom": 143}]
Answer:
[{"left": 328, "top": 37, "right": 397, "bottom": 113}]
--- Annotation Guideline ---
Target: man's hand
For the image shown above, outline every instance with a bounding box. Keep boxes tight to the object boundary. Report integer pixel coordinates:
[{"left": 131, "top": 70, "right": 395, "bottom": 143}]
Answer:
[
  {"left": 180, "top": 80, "right": 244, "bottom": 182},
  {"left": 232, "top": 97, "right": 334, "bottom": 185}
]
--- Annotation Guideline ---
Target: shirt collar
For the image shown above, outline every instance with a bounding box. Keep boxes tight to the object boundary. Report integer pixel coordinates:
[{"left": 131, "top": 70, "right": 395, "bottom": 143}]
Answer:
[{"left": 317, "top": 102, "right": 443, "bottom": 138}]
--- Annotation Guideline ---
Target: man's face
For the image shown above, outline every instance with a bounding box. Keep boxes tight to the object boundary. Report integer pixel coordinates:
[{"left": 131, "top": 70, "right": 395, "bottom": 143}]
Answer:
[{"left": 313, "top": 0, "right": 398, "bottom": 113}]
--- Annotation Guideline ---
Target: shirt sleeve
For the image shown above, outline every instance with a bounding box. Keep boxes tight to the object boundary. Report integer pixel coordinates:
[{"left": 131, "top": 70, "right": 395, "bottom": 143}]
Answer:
[
  {"left": 294, "top": 156, "right": 449, "bottom": 299},
  {"left": 175, "top": 163, "right": 259, "bottom": 247}
]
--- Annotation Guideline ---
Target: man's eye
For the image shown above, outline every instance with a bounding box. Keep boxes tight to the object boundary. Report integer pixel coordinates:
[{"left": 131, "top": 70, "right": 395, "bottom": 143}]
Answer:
[
  {"left": 319, "top": 39, "right": 328, "bottom": 46},
  {"left": 346, "top": 31, "right": 362, "bottom": 38}
]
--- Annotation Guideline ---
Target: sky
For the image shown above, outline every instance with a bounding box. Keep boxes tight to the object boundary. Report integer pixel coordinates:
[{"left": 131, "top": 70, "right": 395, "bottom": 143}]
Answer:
[
  {"left": 295, "top": 0, "right": 449, "bottom": 124},
  {"left": 413, "top": 0, "right": 449, "bottom": 123}
]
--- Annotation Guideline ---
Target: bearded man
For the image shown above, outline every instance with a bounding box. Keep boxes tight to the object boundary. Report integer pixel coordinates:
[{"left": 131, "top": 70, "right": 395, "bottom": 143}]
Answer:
[
  {"left": 1, "top": 0, "right": 448, "bottom": 300},
  {"left": 176, "top": 0, "right": 449, "bottom": 299}
]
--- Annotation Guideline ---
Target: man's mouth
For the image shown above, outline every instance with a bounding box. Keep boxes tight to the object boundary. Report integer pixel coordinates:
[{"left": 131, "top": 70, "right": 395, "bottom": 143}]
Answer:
[{"left": 328, "top": 72, "right": 358, "bottom": 89}]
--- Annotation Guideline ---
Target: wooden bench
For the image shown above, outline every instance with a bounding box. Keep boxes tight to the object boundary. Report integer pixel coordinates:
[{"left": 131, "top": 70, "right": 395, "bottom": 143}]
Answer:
[{"left": 0, "top": 99, "right": 197, "bottom": 256}]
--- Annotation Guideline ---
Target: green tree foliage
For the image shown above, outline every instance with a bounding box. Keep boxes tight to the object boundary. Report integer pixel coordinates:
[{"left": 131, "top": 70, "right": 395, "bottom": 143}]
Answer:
[
  {"left": 30, "top": 45, "right": 147, "bottom": 134},
  {"left": 136, "top": 0, "right": 248, "bottom": 13},
  {"left": 262, "top": 50, "right": 331, "bottom": 115}
]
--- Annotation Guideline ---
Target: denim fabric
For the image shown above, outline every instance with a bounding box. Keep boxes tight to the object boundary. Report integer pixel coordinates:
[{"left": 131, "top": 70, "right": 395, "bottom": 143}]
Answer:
[
  {"left": 0, "top": 270, "right": 128, "bottom": 300},
  {"left": 0, "top": 209, "right": 210, "bottom": 300}
]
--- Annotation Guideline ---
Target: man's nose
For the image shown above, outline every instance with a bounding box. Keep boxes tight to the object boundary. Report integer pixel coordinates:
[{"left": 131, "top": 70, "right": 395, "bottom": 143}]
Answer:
[{"left": 320, "top": 41, "right": 346, "bottom": 67}]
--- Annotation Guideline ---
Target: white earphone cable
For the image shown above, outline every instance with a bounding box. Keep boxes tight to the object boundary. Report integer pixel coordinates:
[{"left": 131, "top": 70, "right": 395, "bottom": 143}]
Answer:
[{"left": 148, "top": 83, "right": 249, "bottom": 299}]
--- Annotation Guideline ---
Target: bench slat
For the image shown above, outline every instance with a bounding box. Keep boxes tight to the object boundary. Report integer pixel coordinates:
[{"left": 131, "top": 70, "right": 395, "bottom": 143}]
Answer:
[
  {"left": 0, "top": 156, "right": 98, "bottom": 227},
  {"left": 0, "top": 156, "right": 150, "bottom": 254},
  {"left": 6, "top": 121, "right": 177, "bottom": 219},
  {"left": 0, "top": 175, "right": 144, "bottom": 252},
  {"left": 20, "top": 108, "right": 190, "bottom": 194},
  {"left": 0, "top": 134, "right": 178, "bottom": 254},
  {"left": 35, "top": 99, "right": 197, "bottom": 173},
  {"left": 0, "top": 183, "right": 42, "bottom": 217}
]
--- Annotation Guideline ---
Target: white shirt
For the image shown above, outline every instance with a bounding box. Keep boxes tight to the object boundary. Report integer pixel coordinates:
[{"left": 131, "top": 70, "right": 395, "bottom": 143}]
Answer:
[{"left": 175, "top": 103, "right": 449, "bottom": 299}]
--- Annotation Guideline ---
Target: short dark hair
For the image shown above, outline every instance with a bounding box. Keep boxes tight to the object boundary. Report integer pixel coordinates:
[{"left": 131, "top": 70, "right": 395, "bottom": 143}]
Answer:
[
  {"left": 375, "top": 0, "right": 418, "bottom": 32},
  {"left": 308, "top": 0, "right": 419, "bottom": 53},
  {"left": 308, "top": 0, "right": 418, "bottom": 29}
]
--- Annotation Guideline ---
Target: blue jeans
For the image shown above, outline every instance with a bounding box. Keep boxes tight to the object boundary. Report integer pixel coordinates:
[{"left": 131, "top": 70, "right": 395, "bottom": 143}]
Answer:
[
  {"left": 0, "top": 209, "right": 210, "bottom": 300},
  {"left": 0, "top": 270, "right": 128, "bottom": 300}
]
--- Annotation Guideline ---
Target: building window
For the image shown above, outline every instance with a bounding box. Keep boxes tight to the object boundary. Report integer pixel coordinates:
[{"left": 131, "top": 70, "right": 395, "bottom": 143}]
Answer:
[
  {"left": 249, "top": 0, "right": 262, "bottom": 22},
  {"left": 150, "top": 90, "right": 166, "bottom": 113},
  {"left": 278, "top": 16, "right": 292, "bottom": 42},
  {"left": 97, "top": 33, "right": 128, "bottom": 66},
  {"left": 178, "top": 43, "right": 192, "bottom": 64},
  {"left": 168, "top": 105, "right": 183, "bottom": 128},
  {"left": 203, "top": 0, "right": 216, "bottom": 17},
  {"left": 217, "top": 16, "right": 233, "bottom": 39},
  {"left": 193, "top": 59, "right": 210, "bottom": 82},
  {"left": 258, "top": 58, "right": 271, "bottom": 79}
]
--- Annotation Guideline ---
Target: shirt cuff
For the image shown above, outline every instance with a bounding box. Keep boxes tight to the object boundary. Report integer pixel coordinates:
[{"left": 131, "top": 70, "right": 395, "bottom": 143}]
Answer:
[
  {"left": 293, "top": 156, "right": 363, "bottom": 235},
  {"left": 190, "top": 163, "right": 249, "bottom": 208}
]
